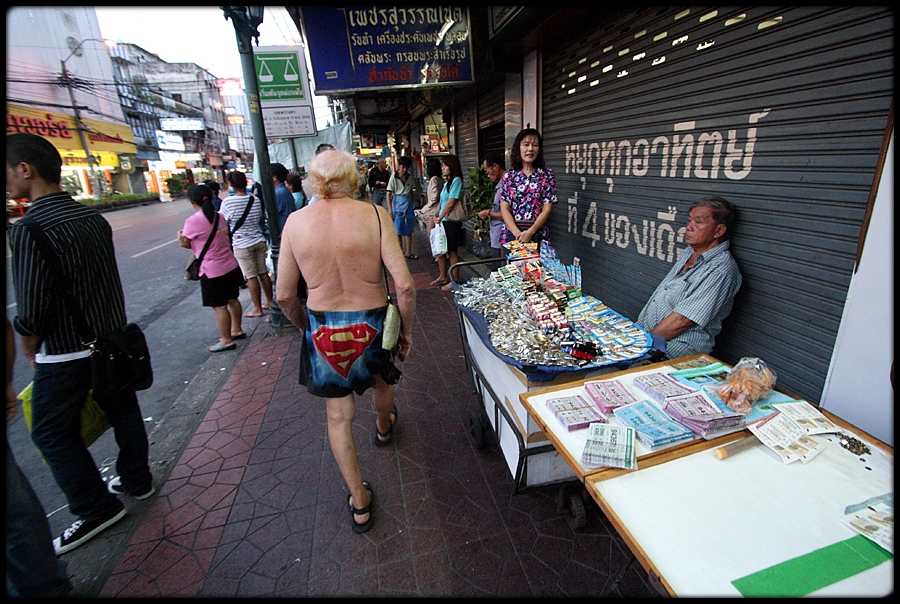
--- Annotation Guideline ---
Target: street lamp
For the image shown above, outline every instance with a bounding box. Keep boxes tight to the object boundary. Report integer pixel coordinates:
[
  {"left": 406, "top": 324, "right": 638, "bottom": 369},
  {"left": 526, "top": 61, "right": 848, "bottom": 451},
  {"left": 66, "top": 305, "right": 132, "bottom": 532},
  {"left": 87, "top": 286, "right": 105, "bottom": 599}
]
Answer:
[
  {"left": 59, "top": 37, "right": 116, "bottom": 200},
  {"left": 222, "top": 6, "right": 292, "bottom": 329}
]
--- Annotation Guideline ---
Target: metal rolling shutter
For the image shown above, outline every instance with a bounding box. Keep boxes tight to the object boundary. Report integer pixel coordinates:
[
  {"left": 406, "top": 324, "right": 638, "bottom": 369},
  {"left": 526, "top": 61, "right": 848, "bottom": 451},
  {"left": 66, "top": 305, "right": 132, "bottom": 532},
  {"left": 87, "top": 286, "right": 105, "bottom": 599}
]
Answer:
[
  {"left": 480, "top": 123, "right": 506, "bottom": 161},
  {"left": 455, "top": 100, "right": 479, "bottom": 176},
  {"left": 478, "top": 82, "right": 504, "bottom": 129},
  {"left": 478, "top": 82, "right": 506, "bottom": 161},
  {"left": 540, "top": 6, "right": 893, "bottom": 403},
  {"left": 455, "top": 100, "right": 479, "bottom": 248}
]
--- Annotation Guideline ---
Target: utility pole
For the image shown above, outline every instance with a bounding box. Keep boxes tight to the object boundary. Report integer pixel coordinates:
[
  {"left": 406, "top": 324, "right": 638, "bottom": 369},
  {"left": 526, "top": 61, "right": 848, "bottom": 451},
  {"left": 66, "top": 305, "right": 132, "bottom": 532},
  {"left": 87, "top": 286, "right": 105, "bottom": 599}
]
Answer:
[
  {"left": 223, "top": 6, "right": 292, "bottom": 329},
  {"left": 60, "top": 54, "right": 102, "bottom": 199}
]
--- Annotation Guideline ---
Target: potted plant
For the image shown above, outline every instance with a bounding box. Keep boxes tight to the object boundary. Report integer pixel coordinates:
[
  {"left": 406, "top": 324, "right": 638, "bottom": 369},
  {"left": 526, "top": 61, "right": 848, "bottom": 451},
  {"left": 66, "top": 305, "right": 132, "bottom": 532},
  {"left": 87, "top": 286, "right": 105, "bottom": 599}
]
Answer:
[
  {"left": 165, "top": 175, "right": 186, "bottom": 198},
  {"left": 464, "top": 165, "right": 495, "bottom": 259}
]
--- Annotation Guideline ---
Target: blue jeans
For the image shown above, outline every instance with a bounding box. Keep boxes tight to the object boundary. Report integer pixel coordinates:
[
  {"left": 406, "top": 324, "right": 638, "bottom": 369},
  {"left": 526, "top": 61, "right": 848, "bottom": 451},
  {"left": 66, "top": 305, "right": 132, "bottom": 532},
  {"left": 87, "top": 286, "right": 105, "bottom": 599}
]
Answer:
[
  {"left": 30, "top": 356, "right": 151, "bottom": 521},
  {"left": 6, "top": 440, "right": 72, "bottom": 597},
  {"left": 371, "top": 188, "right": 387, "bottom": 208}
]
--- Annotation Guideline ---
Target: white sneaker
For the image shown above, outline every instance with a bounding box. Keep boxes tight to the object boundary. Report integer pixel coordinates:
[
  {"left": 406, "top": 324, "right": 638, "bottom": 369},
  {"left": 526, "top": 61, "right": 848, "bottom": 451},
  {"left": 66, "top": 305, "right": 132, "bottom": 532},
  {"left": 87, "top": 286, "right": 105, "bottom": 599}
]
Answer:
[
  {"left": 53, "top": 508, "right": 127, "bottom": 555},
  {"left": 107, "top": 476, "right": 155, "bottom": 500}
]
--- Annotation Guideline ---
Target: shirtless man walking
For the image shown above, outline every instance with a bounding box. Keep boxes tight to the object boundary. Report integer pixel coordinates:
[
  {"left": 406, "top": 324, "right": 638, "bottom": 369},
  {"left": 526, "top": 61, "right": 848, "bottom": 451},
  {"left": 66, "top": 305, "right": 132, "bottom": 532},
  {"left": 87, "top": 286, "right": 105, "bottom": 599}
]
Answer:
[{"left": 275, "top": 150, "right": 416, "bottom": 533}]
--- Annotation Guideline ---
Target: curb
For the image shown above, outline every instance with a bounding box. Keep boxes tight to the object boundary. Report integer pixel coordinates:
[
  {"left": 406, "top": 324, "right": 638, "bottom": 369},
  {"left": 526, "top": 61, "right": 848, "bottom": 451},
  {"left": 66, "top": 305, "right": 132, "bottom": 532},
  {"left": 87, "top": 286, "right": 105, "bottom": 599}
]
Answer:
[{"left": 63, "top": 315, "right": 276, "bottom": 596}]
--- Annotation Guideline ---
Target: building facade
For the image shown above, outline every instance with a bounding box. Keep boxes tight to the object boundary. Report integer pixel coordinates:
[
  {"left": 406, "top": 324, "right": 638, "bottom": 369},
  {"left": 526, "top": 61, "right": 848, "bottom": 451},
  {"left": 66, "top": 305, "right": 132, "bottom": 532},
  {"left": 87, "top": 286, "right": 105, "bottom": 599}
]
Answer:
[
  {"left": 7, "top": 6, "right": 137, "bottom": 199},
  {"left": 288, "top": 5, "right": 893, "bottom": 444}
]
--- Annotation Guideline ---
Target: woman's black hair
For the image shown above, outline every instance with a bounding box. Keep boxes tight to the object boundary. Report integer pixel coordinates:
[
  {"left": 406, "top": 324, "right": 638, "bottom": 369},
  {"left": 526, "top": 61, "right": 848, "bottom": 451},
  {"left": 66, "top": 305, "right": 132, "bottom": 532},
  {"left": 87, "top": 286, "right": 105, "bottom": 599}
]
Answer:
[
  {"left": 188, "top": 183, "right": 216, "bottom": 223},
  {"left": 426, "top": 157, "right": 442, "bottom": 179},
  {"left": 440, "top": 154, "right": 463, "bottom": 186},
  {"left": 509, "top": 128, "right": 545, "bottom": 170}
]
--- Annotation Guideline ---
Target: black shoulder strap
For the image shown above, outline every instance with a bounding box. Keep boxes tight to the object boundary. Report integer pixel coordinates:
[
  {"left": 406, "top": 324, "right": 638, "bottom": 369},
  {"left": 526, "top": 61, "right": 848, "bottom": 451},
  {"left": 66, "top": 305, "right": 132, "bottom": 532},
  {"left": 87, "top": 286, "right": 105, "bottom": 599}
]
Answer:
[
  {"left": 373, "top": 204, "right": 392, "bottom": 304},
  {"left": 197, "top": 213, "right": 220, "bottom": 262},
  {"left": 229, "top": 195, "right": 254, "bottom": 237},
  {"left": 19, "top": 216, "right": 95, "bottom": 343}
]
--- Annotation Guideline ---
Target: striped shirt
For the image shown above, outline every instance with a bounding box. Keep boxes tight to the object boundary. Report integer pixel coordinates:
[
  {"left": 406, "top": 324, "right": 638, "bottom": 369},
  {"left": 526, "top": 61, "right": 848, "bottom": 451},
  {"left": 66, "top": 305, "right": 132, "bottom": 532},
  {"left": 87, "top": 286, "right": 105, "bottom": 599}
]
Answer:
[
  {"left": 9, "top": 192, "right": 127, "bottom": 359},
  {"left": 637, "top": 240, "right": 742, "bottom": 358},
  {"left": 220, "top": 194, "right": 265, "bottom": 249}
]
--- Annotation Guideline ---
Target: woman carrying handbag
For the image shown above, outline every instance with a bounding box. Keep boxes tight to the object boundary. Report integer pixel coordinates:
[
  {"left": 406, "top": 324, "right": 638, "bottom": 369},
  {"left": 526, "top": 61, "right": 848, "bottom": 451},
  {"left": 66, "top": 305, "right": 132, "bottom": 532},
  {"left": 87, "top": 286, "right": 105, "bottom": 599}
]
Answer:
[
  {"left": 178, "top": 184, "right": 246, "bottom": 352},
  {"left": 433, "top": 154, "right": 466, "bottom": 291}
]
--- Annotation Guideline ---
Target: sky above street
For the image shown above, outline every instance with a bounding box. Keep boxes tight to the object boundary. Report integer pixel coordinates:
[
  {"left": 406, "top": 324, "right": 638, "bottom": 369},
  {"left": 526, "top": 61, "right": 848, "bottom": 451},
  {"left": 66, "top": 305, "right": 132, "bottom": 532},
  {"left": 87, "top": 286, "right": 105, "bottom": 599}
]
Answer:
[{"left": 94, "top": 6, "right": 330, "bottom": 127}]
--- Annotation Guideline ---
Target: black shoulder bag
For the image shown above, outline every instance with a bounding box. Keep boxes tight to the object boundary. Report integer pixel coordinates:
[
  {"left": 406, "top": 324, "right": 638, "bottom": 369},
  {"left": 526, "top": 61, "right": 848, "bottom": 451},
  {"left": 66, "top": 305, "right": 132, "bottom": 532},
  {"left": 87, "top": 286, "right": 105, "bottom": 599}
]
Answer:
[
  {"left": 19, "top": 216, "right": 153, "bottom": 398},
  {"left": 373, "top": 205, "right": 401, "bottom": 351},
  {"left": 184, "top": 213, "right": 219, "bottom": 280}
]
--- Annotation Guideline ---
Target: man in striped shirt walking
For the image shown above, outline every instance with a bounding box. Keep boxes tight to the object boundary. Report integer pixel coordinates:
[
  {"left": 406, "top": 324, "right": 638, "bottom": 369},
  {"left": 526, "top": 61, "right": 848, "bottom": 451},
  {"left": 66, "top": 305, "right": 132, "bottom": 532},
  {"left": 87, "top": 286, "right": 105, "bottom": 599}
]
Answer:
[{"left": 7, "top": 133, "right": 154, "bottom": 555}]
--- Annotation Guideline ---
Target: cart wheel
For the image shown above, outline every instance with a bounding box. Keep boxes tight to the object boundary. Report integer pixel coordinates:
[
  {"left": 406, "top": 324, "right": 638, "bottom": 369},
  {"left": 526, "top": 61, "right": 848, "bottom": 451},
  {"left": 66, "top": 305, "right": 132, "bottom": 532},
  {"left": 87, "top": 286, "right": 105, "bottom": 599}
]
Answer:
[
  {"left": 568, "top": 494, "right": 586, "bottom": 529},
  {"left": 469, "top": 412, "right": 485, "bottom": 449}
]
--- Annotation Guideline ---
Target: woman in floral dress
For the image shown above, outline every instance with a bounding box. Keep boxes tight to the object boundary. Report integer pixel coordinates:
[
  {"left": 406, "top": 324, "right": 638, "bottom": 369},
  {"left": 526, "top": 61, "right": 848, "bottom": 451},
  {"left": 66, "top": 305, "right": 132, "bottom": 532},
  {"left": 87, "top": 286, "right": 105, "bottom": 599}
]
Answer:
[{"left": 498, "top": 128, "right": 557, "bottom": 246}]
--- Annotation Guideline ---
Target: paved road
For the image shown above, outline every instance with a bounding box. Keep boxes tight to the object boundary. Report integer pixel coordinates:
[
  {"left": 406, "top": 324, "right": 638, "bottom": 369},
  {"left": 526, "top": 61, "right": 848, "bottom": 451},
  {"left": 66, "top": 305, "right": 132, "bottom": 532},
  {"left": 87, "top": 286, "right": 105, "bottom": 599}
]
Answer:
[{"left": 5, "top": 197, "right": 279, "bottom": 546}]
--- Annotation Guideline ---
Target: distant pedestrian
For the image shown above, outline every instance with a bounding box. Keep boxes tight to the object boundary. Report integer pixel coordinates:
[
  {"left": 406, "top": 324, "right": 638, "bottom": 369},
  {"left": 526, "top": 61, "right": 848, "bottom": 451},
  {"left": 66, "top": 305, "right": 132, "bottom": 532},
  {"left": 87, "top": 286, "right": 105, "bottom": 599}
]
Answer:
[
  {"left": 286, "top": 172, "right": 307, "bottom": 210},
  {"left": 222, "top": 171, "right": 273, "bottom": 318},
  {"left": 178, "top": 183, "right": 245, "bottom": 352},
  {"left": 270, "top": 163, "right": 295, "bottom": 232},
  {"left": 476, "top": 151, "right": 507, "bottom": 258},
  {"left": 7, "top": 318, "right": 73, "bottom": 596},
  {"left": 305, "top": 143, "right": 337, "bottom": 206},
  {"left": 204, "top": 179, "right": 223, "bottom": 211},
  {"left": 275, "top": 150, "right": 416, "bottom": 534},
  {"left": 368, "top": 157, "right": 391, "bottom": 209},
  {"left": 7, "top": 132, "right": 154, "bottom": 555},
  {"left": 434, "top": 154, "right": 465, "bottom": 291},
  {"left": 386, "top": 155, "right": 417, "bottom": 259}
]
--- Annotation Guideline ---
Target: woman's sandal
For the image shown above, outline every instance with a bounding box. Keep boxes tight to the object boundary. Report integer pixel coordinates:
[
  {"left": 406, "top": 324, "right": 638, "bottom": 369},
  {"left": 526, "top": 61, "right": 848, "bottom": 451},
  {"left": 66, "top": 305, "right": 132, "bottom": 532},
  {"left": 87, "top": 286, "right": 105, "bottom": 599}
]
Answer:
[
  {"left": 430, "top": 278, "right": 449, "bottom": 287},
  {"left": 374, "top": 405, "right": 398, "bottom": 447},
  {"left": 348, "top": 481, "right": 374, "bottom": 533}
]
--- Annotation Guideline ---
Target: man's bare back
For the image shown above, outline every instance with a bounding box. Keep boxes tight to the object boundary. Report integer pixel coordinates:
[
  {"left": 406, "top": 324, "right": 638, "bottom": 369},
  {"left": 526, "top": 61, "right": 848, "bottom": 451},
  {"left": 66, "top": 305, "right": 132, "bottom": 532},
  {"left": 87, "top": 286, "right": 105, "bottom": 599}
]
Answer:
[{"left": 281, "top": 198, "right": 399, "bottom": 312}]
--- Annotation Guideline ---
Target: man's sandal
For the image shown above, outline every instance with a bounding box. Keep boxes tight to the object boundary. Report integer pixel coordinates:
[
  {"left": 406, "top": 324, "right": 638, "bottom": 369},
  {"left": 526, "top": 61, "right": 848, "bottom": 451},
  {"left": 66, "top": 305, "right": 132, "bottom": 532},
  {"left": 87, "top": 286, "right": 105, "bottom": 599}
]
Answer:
[
  {"left": 374, "top": 405, "right": 398, "bottom": 447},
  {"left": 348, "top": 481, "right": 374, "bottom": 533}
]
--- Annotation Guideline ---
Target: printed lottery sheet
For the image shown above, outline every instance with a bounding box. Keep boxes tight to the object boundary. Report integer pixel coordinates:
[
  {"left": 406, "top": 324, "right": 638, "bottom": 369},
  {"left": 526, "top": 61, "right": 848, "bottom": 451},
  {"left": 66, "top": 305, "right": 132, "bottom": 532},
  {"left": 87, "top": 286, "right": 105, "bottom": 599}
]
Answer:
[
  {"left": 747, "top": 411, "right": 824, "bottom": 464},
  {"left": 770, "top": 400, "right": 840, "bottom": 435},
  {"left": 581, "top": 423, "right": 636, "bottom": 470},
  {"left": 613, "top": 399, "right": 694, "bottom": 448}
]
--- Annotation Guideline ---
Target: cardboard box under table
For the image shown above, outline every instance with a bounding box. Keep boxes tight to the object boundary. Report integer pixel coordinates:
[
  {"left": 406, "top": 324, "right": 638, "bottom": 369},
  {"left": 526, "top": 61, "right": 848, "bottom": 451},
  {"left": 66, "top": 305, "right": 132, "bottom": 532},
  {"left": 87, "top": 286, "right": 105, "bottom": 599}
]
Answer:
[
  {"left": 519, "top": 355, "right": 894, "bottom": 597},
  {"left": 457, "top": 305, "right": 657, "bottom": 498}
]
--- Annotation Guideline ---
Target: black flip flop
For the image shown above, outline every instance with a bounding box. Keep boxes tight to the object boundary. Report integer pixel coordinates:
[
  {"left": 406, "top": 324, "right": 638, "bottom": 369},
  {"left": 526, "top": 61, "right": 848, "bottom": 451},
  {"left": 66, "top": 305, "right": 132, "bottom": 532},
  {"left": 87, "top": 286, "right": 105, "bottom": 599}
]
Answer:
[
  {"left": 374, "top": 405, "right": 398, "bottom": 447},
  {"left": 348, "top": 481, "right": 374, "bottom": 533}
]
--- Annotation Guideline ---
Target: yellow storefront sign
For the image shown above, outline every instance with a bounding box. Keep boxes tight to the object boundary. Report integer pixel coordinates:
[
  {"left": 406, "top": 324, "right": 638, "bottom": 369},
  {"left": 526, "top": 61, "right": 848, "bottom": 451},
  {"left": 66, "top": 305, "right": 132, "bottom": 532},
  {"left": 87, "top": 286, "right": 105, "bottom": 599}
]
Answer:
[{"left": 6, "top": 103, "right": 136, "bottom": 162}]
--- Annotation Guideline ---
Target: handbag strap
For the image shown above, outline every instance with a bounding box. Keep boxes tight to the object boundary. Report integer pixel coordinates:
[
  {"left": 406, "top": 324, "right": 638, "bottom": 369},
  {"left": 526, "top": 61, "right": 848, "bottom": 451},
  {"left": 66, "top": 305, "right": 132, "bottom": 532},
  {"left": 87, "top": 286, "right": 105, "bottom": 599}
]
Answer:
[
  {"left": 229, "top": 195, "right": 254, "bottom": 238},
  {"left": 196, "top": 212, "right": 220, "bottom": 263},
  {"left": 18, "top": 215, "right": 95, "bottom": 343},
  {"left": 373, "top": 205, "right": 392, "bottom": 304}
]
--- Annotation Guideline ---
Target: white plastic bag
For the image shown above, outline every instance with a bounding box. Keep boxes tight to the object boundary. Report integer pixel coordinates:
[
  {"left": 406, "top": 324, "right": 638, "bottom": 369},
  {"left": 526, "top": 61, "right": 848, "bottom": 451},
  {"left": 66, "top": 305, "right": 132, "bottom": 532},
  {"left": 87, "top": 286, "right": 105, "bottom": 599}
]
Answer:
[
  {"left": 430, "top": 221, "right": 448, "bottom": 257},
  {"left": 265, "top": 245, "right": 274, "bottom": 274}
]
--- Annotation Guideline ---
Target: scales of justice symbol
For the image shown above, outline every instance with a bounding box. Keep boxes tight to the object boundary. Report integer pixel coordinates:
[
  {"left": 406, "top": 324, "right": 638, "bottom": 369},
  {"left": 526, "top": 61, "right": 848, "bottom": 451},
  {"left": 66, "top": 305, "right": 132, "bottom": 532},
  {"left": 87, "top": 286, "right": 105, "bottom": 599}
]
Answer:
[{"left": 258, "top": 55, "right": 299, "bottom": 83}]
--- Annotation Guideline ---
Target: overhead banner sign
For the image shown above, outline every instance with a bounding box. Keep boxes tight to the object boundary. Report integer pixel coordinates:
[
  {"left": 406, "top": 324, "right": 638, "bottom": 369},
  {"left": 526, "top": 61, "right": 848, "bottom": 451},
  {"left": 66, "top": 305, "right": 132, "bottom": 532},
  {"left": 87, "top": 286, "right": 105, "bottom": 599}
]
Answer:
[
  {"left": 160, "top": 117, "right": 205, "bottom": 131},
  {"left": 155, "top": 129, "right": 185, "bottom": 151},
  {"left": 253, "top": 45, "right": 317, "bottom": 137},
  {"left": 299, "top": 6, "right": 473, "bottom": 94}
]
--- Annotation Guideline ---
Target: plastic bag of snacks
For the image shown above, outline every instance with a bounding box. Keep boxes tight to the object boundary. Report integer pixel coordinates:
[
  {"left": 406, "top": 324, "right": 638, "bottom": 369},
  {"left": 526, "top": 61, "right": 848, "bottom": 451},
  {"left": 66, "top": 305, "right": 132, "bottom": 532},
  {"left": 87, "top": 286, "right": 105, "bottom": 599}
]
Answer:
[{"left": 714, "top": 357, "right": 777, "bottom": 414}]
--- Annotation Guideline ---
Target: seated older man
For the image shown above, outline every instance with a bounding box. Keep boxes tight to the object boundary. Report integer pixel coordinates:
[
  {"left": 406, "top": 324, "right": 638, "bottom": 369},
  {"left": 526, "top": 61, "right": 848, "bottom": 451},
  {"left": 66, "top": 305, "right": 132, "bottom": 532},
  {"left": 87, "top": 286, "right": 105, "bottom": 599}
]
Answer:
[{"left": 637, "top": 196, "right": 742, "bottom": 359}]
